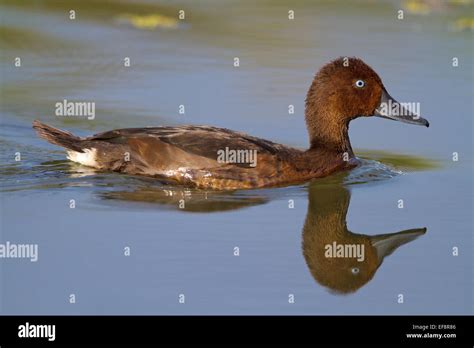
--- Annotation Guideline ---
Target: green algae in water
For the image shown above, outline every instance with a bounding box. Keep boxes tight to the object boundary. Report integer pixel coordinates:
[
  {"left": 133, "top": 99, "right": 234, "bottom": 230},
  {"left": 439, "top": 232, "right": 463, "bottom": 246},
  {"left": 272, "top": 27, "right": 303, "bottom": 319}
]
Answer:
[{"left": 356, "top": 149, "right": 440, "bottom": 172}]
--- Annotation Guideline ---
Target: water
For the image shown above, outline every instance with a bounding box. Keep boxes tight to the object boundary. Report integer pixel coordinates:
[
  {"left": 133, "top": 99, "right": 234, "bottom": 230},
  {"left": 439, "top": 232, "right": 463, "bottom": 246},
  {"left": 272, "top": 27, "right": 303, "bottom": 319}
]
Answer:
[{"left": 0, "top": 0, "right": 472, "bottom": 314}]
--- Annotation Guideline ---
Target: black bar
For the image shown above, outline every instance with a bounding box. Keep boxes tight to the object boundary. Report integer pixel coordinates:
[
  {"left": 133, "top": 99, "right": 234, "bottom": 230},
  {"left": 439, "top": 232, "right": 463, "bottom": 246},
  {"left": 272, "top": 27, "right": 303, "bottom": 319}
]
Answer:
[{"left": 0, "top": 315, "right": 472, "bottom": 345}]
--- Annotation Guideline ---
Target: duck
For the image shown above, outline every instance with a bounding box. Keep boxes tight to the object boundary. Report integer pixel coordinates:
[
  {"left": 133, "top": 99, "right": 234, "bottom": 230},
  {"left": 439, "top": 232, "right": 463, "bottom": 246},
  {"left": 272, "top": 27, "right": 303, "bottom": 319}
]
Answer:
[
  {"left": 33, "top": 57, "right": 429, "bottom": 190},
  {"left": 302, "top": 184, "right": 426, "bottom": 294}
]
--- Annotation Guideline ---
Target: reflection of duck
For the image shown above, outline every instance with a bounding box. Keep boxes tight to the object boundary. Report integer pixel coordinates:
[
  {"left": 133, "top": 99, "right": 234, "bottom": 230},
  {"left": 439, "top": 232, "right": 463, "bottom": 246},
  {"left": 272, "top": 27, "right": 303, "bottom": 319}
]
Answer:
[
  {"left": 100, "top": 185, "right": 269, "bottom": 212},
  {"left": 33, "top": 57, "right": 428, "bottom": 190},
  {"left": 302, "top": 184, "right": 426, "bottom": 294},
  {"left": 93, "top": 171, "right": 425, "bottom": 293}
]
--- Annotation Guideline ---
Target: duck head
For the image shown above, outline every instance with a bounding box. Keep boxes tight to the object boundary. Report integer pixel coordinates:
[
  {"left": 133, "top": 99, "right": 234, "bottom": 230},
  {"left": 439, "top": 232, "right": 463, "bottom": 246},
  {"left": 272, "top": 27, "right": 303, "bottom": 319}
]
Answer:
[{"left": 305, "top": 57, "right": 429, "bottom": 154}]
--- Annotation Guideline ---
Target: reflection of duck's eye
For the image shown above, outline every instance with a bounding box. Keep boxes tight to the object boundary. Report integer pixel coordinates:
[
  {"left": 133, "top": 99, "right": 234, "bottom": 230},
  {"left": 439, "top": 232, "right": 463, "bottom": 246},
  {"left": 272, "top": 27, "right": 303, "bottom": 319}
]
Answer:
[
  {"left": 351, "top": 267, "right": 360, "bottom": 275},
  {"left": 355, "top": 80, "right": 365, "bottom": 88}
]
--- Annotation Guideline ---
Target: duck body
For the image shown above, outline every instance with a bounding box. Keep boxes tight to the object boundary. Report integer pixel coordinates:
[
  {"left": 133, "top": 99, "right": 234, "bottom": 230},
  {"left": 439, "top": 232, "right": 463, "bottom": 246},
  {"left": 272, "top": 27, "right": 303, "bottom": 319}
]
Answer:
[
  {"left": 33, "top": 57, "right": 428, "bottom": 190},
  {"left": 33, "top": 122, "right": 356, "bottom": 189}
]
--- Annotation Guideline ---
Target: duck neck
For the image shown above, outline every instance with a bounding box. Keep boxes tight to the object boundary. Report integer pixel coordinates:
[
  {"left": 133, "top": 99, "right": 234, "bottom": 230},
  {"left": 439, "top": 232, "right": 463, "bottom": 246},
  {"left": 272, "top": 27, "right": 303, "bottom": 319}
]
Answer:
[{"left": 305, "top": 107, "right": 354, "bottom": 157}]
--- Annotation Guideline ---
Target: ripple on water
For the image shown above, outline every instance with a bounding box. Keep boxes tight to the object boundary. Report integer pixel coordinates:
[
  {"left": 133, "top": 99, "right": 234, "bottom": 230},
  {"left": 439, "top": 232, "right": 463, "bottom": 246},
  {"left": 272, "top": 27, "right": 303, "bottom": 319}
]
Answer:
[{"left": 344, "top": 158, "right": 403, "bottom": 185}]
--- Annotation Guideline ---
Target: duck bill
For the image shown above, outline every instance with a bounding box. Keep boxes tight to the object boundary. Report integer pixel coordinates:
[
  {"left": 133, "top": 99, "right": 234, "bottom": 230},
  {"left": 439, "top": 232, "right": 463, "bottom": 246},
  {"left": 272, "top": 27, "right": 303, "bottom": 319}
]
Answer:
[
  {"left": 374, "top": 89, "right": 429, "bottom": 127},
  {"left": 371, "top": 228, "right": 427, "bottom": 263}
]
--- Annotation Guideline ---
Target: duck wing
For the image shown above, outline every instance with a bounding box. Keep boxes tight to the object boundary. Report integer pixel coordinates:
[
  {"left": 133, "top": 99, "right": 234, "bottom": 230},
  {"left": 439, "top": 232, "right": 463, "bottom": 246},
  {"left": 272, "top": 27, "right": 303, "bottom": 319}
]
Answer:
[{"left": 88, "top": 125, "right": 298, "bottom": 169}]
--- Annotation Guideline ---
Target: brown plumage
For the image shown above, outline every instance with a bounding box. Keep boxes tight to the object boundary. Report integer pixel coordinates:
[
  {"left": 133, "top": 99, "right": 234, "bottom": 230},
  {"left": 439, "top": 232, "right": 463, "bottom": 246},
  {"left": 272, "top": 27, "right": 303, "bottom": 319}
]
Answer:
[{"left": 33, "top": 57, "right": 429, "bottom": 190}]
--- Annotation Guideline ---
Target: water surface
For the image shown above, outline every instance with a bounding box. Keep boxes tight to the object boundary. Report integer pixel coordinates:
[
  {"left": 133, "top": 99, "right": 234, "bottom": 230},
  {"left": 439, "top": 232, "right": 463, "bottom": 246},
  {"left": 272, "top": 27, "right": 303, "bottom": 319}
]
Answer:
[{"left": 0, "top": 0, "right": 472, "bottom": 314}]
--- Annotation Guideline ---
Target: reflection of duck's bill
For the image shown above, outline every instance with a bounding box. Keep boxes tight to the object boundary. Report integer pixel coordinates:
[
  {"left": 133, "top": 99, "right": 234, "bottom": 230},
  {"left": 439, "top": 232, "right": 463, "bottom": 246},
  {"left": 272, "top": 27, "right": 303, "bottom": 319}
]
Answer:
[
  {"left": 374, "top": 89, "right": 430, "bottom": 127},
  {"left": 371, "top": 227, "right": 427, "bottom": 262}
]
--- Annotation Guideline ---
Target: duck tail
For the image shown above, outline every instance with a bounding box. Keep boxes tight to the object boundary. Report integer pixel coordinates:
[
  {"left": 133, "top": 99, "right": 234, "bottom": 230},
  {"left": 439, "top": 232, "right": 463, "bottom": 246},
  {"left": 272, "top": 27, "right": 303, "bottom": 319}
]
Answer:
[{"left": 32, "top": 120, "right": 84, "bottom": 152}]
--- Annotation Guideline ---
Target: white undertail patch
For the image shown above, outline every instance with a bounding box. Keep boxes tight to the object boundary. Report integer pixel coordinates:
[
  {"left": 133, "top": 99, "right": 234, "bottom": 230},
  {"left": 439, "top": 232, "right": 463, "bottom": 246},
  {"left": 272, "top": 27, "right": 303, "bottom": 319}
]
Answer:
[{"left": 66, "top": 148, "right": 98, "bottom": 168}]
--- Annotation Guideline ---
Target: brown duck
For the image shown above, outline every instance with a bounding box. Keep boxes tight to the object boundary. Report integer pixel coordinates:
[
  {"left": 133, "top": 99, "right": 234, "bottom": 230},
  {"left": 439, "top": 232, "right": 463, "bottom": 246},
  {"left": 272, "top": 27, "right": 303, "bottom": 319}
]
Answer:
[{"left": 33, "top": 57, "right": 429, "bottom": 189}]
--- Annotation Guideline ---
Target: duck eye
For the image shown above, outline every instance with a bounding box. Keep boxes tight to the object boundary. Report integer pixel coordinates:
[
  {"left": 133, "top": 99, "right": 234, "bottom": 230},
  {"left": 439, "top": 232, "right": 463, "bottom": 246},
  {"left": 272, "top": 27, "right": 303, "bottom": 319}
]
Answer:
[
  {"left": 351, "top": 267, "right": 360, "bottom": 275},
  {"left": 355, "top": 80, "right": 365, "bottom": 88}
]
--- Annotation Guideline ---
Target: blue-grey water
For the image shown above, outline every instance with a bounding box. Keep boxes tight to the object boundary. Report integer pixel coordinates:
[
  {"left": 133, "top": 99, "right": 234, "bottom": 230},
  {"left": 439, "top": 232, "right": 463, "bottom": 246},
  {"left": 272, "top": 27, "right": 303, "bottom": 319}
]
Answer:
[{"left": 0, "top": 0, "right": 473, "bottom": 314}]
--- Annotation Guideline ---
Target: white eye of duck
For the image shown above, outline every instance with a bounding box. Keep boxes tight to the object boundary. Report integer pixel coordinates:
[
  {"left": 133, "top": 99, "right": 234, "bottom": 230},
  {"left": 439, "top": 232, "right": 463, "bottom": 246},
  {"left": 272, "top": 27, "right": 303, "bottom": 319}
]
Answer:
[
  {"left": 355, "top": 80, "right": 365, "bottom": 88},
  {"left": 351, "top": 267, "right": 360, "bottom": 275}
]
